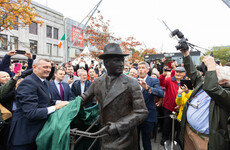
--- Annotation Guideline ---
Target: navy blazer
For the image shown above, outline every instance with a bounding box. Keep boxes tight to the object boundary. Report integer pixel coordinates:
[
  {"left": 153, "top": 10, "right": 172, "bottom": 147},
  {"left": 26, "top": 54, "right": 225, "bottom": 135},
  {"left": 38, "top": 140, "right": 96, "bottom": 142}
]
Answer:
[
  {"left": 71, "top": 80, "right": 91, "bottom": 97},
  {"left": 141, "top": 75, "right": 164, "bottom": 122},
  {"left": 8, "top": 73, "right": 56, "bottom": 145},
  {"left": 50, "top": 80, "right": 73, "bottom": 101}
]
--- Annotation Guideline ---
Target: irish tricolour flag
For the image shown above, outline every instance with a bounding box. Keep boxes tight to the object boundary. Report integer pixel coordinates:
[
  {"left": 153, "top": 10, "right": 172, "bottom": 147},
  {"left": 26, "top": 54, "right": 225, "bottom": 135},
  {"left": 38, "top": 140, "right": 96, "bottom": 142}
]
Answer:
[{"left": 58, "top": 34, "right": 65, "bottom": 48}]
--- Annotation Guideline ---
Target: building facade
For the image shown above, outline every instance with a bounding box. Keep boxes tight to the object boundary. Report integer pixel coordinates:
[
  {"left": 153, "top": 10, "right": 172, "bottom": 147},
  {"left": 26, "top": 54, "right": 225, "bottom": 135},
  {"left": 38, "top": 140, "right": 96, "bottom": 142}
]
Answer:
[
  {"left": 65, "top": 18, "right": 86, "bottom": 61},
  {"left": 0, "top": 1, "right": 65, "bottom": 63}
]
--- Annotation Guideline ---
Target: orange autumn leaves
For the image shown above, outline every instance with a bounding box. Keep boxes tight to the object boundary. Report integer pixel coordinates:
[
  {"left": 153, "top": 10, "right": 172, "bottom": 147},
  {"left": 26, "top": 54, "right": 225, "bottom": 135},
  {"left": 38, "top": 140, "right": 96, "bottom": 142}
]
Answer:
[
  {"left": 0, "top": 0, "right": 43, "bottom": 32},
  {"left": 84, "top": 14, "right": 144, "bottom": 61}
]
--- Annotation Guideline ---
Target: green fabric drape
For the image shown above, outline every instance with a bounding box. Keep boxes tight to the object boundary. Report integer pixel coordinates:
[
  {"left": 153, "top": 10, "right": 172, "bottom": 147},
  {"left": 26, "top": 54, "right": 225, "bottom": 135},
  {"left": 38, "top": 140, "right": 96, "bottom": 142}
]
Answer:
[{"left": 36, "top": 97, "right": 99, "bottom": 150}]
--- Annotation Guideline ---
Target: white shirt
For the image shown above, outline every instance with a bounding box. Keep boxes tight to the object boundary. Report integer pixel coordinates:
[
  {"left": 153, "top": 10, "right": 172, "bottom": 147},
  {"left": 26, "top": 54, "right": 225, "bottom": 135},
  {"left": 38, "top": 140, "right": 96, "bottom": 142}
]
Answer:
[
  {"left": 54, "top": 79, "right": 64, "bottom": 95},
  {"left": 80, "top": 81, "right": 85, "bottom": 94}
]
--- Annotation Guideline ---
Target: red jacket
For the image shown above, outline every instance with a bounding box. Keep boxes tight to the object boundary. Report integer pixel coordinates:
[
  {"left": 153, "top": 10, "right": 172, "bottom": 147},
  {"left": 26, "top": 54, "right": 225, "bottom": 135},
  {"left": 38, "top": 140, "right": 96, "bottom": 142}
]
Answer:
[{"left": 159, "top": 74, "right": 179, "bottom": 112}]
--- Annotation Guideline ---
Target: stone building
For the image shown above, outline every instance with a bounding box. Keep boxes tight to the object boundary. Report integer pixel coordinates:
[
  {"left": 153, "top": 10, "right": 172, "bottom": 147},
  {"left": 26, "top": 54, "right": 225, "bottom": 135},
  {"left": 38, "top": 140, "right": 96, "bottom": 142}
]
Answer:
[{"left": 0, "top": 1, "right": 65, "bottom": 63}]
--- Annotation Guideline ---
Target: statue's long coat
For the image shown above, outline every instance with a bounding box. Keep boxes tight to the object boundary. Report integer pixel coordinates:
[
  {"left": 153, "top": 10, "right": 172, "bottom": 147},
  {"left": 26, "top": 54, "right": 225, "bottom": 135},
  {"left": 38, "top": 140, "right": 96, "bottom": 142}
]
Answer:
[{"left": 81, "top": 73, "right": 148, "bottom": 150}]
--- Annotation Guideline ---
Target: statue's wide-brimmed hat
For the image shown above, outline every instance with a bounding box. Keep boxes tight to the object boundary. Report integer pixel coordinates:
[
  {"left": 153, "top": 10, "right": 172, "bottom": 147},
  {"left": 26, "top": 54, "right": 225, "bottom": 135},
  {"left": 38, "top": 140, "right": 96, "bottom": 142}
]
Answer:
[{"left": 98, "top": 43, "right": 129, "bottom": 59}]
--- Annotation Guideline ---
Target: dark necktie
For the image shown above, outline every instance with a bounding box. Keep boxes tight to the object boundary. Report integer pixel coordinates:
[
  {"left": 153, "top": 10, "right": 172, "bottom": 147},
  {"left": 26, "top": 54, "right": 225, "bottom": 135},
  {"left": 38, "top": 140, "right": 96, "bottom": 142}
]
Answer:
[
  {"left": 43, "top": 80, "right": 51, "bottom": 98},
  {"left": 59, "top": 82, "right": 64, "bottom": 101}
]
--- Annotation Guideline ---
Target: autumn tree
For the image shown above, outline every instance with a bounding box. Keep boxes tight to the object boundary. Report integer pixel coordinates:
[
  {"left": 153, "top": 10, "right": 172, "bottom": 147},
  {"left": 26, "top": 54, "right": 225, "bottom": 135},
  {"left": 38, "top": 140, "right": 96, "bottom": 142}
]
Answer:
[
  {"left": 204, "top": 46, "right": 230, "bottom": 65},
  {"left": 120, "top": 36, "right": 142, "bottom": 54},
  {"left": 84, "top": 14, "right": 141, "bottom": 60},
  {"left": 128, "top": 50, "right": 143, "bottom": 63},
  {"left": 141, "top": 48, "right": 157, "bottom": 57},
  {"left": 84, "top": 14, "right": 114, "bottom": 53},
  {"left": 0, "top": 0, "right": 43, "bottom": 32}
]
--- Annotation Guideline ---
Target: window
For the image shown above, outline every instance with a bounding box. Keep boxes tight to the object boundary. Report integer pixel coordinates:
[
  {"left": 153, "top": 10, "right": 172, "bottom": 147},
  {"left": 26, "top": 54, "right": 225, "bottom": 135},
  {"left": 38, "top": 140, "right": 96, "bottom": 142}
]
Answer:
[
  {"left": 46, "top": 43, "right": 52, "bottom": 55},
  {"left": 53, "top": 45, "right": 58, "bottom": 56},
  {"left": 53, "top": 28, "right": 58, "bottom": 39},
  {"left": 30, "top": 40, "right": 37, "bottom": 54},
  {"left": 58, "top": 46, "right": 62, "bottom": 57},
  {"left": 29, "top": 22, "right": 37, "bottom": 35},
  {"left": 46, "top": 26, "right": 52, "bottom": 38},
  {"left": 12, "top": 17, "right": 18, "bottom": 30},
  {"left": 10, "top": 36, "right": 18, "bottom": 50},
  {"left": 0, "top": 34, "right": 8, "bottom": 50}
]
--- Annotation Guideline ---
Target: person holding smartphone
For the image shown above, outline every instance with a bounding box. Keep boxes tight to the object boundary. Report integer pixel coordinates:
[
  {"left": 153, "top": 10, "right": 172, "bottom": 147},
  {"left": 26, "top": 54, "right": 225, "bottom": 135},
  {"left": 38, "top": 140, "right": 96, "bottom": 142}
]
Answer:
[
  {"left": 63, "top": 65, "right": 79, "bottom": 88},
  {"left": 175, "top": 85, "right": 193, "bottom": 122},
  {"left": 0, "top": 71, "right": 21, "bottom": 150},
  {"left": 0, "top": 50, "right": 33, "bottom": 77},
  {"left": 159, "top": 66, "right": 186, "bottom": 147}
]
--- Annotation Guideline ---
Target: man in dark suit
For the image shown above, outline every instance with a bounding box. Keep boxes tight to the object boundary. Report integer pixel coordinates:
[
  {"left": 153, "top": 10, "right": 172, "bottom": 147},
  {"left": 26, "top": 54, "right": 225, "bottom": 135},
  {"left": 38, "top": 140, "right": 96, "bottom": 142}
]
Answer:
[
  {"left": 81, "top": 43, "right": 148, "bottom": 150},
  {"left": 8, "top": 58, "right": 69, "bottom": 150},
  {"left": 137, "top": 61, "right": 164, "bottom": 150},
  {"left": 71, "top": 69, "right": 92, "bottom": 107},
  {"left": 50, "top": 68, "right": 73, "bottom": 101}
]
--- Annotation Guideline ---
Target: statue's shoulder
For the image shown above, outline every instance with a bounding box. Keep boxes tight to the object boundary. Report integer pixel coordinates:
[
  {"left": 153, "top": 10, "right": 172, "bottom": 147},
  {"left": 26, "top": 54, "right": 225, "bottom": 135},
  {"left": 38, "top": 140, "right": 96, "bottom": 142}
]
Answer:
[
  {"left": 121, "top": 74, "right": 139, "bottom": 84},
  {"left": 94, "top": 74, "right": 106, "bottom": 83}
]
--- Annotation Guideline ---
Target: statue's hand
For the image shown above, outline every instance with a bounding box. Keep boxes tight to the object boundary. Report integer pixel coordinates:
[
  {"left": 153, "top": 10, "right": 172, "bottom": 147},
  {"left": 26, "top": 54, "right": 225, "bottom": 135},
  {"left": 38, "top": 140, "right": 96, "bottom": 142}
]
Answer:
[{"left": 106, "top": 122, "right": 118, "bottom": 135}]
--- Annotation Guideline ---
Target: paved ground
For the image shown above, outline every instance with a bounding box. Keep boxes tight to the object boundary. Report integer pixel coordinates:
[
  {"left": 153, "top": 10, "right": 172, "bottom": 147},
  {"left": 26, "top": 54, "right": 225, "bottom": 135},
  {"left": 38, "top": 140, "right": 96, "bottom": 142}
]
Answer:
[{"left": 140, "top": 131, "right": 165, "bottom": 150}]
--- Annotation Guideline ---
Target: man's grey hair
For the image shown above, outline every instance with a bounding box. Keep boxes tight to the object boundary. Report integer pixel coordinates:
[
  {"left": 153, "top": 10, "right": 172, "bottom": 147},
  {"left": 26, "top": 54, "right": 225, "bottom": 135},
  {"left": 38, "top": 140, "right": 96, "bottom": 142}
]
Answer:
[
  {"left": 152, "top": 68, "right": 160, "bottom": 77},
  {"left": 77, "top": 69, "right": 83, "bottom": 74},
  {"left": 0, "top": 71, "right": 9, "bottom": 76},
  {"left": 216, "top": 66, "right": 230, "bottom": 86},
  {"left": 130, "top": 68, "right": 138, "bottom": 74},
  {"left": 138, "top": 61, "right": 149, "bottom": 69},
  {"left": 79, "top": 69, "right": 87, "bottom": 76},
  {"left": 33, "top": 58, "right": 50, "bottom": 66}
]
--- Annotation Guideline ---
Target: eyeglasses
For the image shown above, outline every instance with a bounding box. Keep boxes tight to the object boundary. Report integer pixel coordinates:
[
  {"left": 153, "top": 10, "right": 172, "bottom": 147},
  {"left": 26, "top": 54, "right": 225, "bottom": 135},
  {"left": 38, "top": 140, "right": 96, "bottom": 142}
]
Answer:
[
  {"left": 188, "top": 101, "right": 199, "bottom": 109},
  {"left": 188, "top": 95, "right": 209, "bottom": 109}
]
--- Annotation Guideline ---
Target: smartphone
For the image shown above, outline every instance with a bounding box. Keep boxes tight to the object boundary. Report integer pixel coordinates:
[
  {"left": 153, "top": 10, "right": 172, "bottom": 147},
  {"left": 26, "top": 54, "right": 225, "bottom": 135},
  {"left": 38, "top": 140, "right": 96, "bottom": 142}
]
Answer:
[
  {"left": 16, "top": 50, "right": 26, "bottom": 55},
  {"left": 14, "top": 63, "right": 21, "bottom": 74},
  {"left": 180, "top": 79, "right": 193, "bottom": 90},
  {"left": 32, "top": 54, "right": 36, "bottom": 60},
  {"left": 12, "top": 60, "right": 19, "bottom": 63},
  {"left": 69, "top": 74, "right": 74, "bottom": 79}
]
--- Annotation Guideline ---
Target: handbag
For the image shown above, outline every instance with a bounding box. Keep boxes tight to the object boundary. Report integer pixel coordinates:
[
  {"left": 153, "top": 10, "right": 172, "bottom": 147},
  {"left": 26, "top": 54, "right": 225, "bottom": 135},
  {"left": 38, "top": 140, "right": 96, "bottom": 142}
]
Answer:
[{"left": 0, "top": 104, "right": 12, "bottom": 120}]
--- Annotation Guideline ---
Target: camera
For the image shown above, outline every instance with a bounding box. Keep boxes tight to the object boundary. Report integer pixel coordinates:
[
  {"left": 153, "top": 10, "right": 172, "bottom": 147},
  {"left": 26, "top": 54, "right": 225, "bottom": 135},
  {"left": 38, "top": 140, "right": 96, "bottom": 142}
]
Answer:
[
  {"left": 170, "top": 29, "right": 189, "bottom": 51},
  {"left": 196, "top": 63, "right": 207, "bottom": 76}
]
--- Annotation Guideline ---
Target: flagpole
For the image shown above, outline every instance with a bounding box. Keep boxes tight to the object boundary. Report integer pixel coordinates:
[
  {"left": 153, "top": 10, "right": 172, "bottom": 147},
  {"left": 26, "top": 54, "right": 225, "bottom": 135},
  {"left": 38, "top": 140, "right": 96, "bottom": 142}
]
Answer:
[
  {"left": 66, "top": 0, "right": 103, "bottom": 62},
  {"left": 65, "top": 0, "right": 100, "bottom": 44}
]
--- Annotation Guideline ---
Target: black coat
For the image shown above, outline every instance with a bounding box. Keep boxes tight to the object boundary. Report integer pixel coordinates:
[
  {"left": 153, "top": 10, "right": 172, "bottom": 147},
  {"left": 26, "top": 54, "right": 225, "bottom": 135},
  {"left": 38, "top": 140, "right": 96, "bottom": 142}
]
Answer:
[
  {"left": 1, "top": 89, "right": 15, "bottom": 112},
  {"left": 71, "top": 80, "right": 93, "bottom": 108},
  {"left": 8, "top": 73, "right": 56, "bottom": 146}
]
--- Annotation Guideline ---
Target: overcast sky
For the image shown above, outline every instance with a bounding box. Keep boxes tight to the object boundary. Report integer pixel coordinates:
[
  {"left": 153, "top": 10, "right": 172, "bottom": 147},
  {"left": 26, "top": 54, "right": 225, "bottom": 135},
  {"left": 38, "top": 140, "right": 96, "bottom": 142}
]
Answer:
[{"left": 34, "top": 0, "right": 230, "bottom": 53}]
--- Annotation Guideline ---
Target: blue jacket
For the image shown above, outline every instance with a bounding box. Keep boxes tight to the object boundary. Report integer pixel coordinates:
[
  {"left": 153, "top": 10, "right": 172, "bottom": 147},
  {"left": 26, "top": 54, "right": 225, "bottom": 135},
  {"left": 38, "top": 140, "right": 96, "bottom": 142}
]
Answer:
[
  {"left": 8, "top": 73, "right": 56, "bottom": 145},
  {"left": 50, "top": 80, "right": 73, "bottom": 101},
  {"left": 141, "top": 76, "right": 164, "bottom": 122}
]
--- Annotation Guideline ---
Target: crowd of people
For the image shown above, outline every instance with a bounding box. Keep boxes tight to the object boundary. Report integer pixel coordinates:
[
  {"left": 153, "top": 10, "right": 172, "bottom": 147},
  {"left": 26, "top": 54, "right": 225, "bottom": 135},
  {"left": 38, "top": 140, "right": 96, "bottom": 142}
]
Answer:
[{"left": 0, "top": 43, "right": 230, "bottom": 150}]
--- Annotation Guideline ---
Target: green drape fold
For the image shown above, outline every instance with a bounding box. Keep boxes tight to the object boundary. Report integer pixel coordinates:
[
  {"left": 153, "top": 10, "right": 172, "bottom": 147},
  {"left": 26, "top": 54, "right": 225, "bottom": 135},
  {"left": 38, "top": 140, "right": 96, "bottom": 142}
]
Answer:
[{"left": 36, "top": 97, "right": 99, "bottom": 150}]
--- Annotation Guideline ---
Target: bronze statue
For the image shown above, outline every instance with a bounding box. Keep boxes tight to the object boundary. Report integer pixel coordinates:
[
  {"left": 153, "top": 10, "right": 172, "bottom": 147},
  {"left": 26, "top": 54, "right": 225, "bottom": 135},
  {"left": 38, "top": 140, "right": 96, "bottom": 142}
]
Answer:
[{"left": 81, "top": 43, "right": 148, "bottom": 150}]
